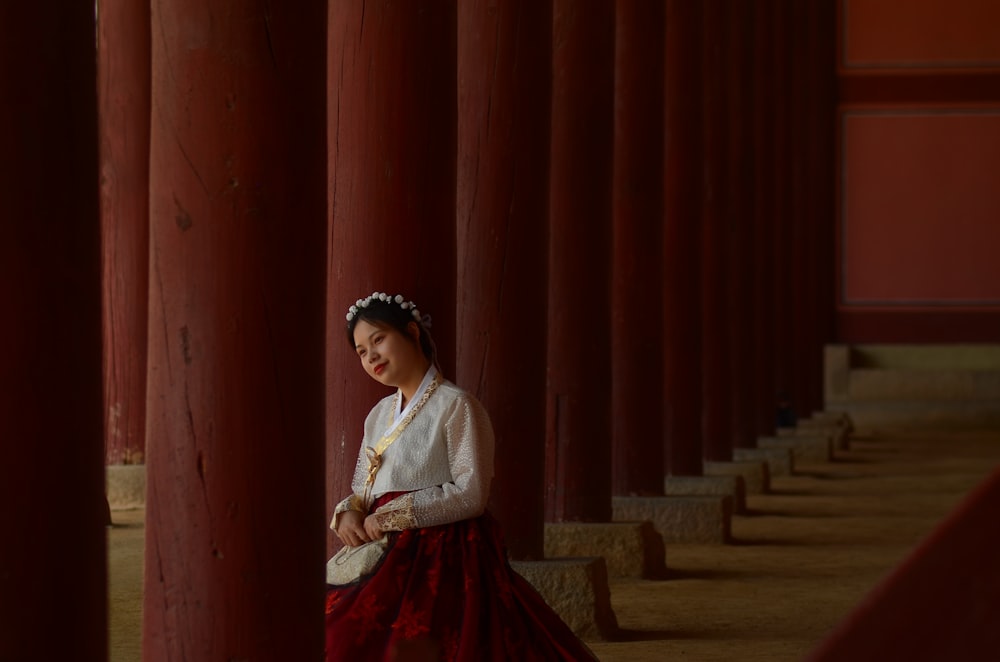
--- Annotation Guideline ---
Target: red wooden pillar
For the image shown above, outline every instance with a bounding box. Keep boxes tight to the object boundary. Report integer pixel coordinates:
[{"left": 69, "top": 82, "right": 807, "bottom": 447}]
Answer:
[
  {"left": 143, "top": 2, "right": 327, "bottom": 659},
  {"left": 0, "top": 5, "right": 106, "bottom": 661},
  {"left": 788, "top": 1, "right": 815, "bottom": 420},
  {"left": 800, "top": 0, "right": 837, "bottom": 415},
  {"left": 326, "top": 2, "right": 457, "bottom": 554},
  {"left": 752, "top": 2, "right": 779, "bottom": 435},
  {"left": 812, "top": 1, "right": 838, "bottom": 413},
  {"left": 546, "top": 0, "right": 616, "bottom": 522},
  {"left": 701, "top": 0, "right": 733, "bottom": 462},
  {"left": 456, "top": 0, "right": 552, "bottom": 560},
  {"left": 771, "top": 0, "right": 797, "bottom": 424},
  {"left": 99, "top": 0, "right": 151, "bottom": 465},
  {"left": 612, "top": 0, "right": 666, "bottom": 496},
  {"left": 663, "top": 0, "right": 705, "bottom": 476},
  {"left": 724, "top": 2, "right": 758, "bottom": 449}
]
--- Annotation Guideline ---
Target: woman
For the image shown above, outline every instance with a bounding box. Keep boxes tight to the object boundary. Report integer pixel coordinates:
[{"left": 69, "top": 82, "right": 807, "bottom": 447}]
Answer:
[{"left": 325, "top": 291, "right": 597, "bottom": 661}]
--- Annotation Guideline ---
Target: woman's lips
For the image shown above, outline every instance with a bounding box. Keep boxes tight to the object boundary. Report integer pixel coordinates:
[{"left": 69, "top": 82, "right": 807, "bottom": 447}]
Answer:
[{"left": 373, "top": 363, "right": 386, "bottom": 376}]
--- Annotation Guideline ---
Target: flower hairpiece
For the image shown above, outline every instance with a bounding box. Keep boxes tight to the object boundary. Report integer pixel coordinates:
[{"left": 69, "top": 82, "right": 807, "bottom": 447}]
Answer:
[{"left": 346, "top": 291, "right": 424, "bottom": 325}]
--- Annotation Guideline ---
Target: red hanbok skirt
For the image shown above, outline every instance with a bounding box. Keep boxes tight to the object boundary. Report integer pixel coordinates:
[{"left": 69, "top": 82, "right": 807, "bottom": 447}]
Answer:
[{"left": 325, "top": 493, "right": 598, "bottom": 661}]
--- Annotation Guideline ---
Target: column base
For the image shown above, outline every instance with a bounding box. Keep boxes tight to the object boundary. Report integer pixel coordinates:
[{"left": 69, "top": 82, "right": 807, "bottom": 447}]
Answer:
[
  {"left": 509, "top": 557, "right": 619, "bottom": 641},
  {"left": 704, "top": 460, "right": 770, "bottom": 494},
  {"left": 759, "top": 433, "right": 833, "bottom": 462},
  {"left": 106, "top": 464, "right": 146, "bottom": 510},
  {"left": 799, "top": 412, "right": 854, "bottom": 450},
  {"left": 543, "top": 521, "right": 667, "bottom": 579},
  {"left": 664, "top": 474, "right": 747, "bottom": 514},
  {"left": 733, "top": 446, "right": 794, "bottom": 477},
  {"left": 612, "top": 495, "right": 732, "bottom": 544}
]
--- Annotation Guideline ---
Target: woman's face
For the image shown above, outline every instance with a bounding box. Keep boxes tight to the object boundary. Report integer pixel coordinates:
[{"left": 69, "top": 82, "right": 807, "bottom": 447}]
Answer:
[{"left": 352, "top": 319, "right": 424, "bottom": 388}]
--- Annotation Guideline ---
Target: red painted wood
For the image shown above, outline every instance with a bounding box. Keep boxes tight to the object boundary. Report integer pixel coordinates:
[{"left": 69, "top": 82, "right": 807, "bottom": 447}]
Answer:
[
  {"left": 808, "top": 1, "right": 839, "bottom": 413},
  {"left": 789, "top": 0, "right": 818, "bottom": 418},
  {"left": 701, "top": 0, "right": 734, "bottom": 462},
  {"left": 842, "top": 112, "right": 1000, "bottom": 303},
  {"left": 771, "top": 0, "right": 798, "bottom": 419},
  {"left": 611, "top": 0, "right": 665, "bottom": 495},
  {"left": 807, "top": 467, "right": 1000, "bottom": 661},
  {"left": 325, "top": 2, "right": 457, "bottom": 555},
  {"left": 837, "top": 0, "right": 1000, "bottom": 343},
  {"left": 839, "top": 72, "right": 1000, "bottom": 104},
  {"left": 842, "top": 0, "right": 1000, "bottom": 67},
  {"left": 663, "top": 0, "right": 705, "bottom": 476},
  {"left": 0, "top": 5, "right": 106, "bottom": 661},
  {"left": 836, "top": 310, "right": 1000, "bottom": 342},
  {"left": 143, "top": 2, "right": 327, "bottom": 658},
  {"left": 724, "top": 1, "right": 758, "bottom": 449},
  {"left": 98, "top": 0, "right": 151, "bottom": 465},
  {"left": 546, "top": 0, "right": 615, "bottom": 522},
  {"left": 456, "top": 0, "right": 552, "bottom": 560},
  {"left": 751, "top": 2, "right": 779, "bottom": 435}
]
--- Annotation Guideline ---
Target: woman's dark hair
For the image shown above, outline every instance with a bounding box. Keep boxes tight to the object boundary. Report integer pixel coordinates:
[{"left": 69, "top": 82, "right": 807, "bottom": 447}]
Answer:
[{"left": 346, "top": 298, "right": 435, "bottom": 362}]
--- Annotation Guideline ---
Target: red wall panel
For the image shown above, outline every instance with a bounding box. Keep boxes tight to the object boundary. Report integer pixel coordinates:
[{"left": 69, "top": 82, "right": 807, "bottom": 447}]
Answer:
[
  {"left": 841, "top": 110, "right": 1000, "bottom": 305},
  {"left": 843, "top": 0, "right": 1000, "bottom": 68},
  {"left": 837, "top": 0, "right": 1000, "bottom": 342}
]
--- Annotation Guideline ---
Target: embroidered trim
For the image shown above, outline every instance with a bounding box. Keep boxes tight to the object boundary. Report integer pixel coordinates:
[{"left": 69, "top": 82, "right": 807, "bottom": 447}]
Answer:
[
  {"left": 373, "top": 493, "right": 417, "bottom": 531},
  {"left": 330, "top": 494, "right": 365, "bottom": 531},
  {"left": 362, "top": 373, "right": 442, "bottom": 508}
]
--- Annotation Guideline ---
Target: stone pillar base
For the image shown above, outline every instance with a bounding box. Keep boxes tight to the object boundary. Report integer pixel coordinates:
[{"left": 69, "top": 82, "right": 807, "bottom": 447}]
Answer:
[
  {"left": 810, "top": 409, "right": 855, "bottom": 432},
  {"left": 543, "top": 521, "right": 667, "bottom": 579},
  {"left": 106, "top": 464, "right": 146, "bottom": 510},
  {"left": 509, "top": 557, "right": 619, "bottom": 641},
  {"left": 612, "top": 495, "right": 732, "bottom": 544},
  {"left": 800, "top": 412, "right": 853, "bottom": 449},
  {"left": 733, "top": 447, "right": 794, "bottom": 477},
  {"left": 759, "top": 434, "right": 833, "bottom": 462},
  {"left": 704, "top": 460, "right": 770, "bottom": 494},
  {"left": 664, "top": 474, "right": 747, "bottom": 514}
]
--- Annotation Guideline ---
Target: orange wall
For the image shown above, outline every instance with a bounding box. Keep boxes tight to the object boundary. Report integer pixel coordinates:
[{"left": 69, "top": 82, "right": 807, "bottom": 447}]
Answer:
[
  {"left": 843, "top": 0, "right": 1000, "bottom": 67},
  {"left": 836, "top": 0, "right": 1000, "bottom": 341}
]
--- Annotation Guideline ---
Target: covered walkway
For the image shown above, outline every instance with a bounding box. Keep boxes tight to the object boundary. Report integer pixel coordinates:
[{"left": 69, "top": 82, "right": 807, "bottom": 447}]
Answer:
[{"left": 109, "top": 423, "right": 1000, "bottom": 661}]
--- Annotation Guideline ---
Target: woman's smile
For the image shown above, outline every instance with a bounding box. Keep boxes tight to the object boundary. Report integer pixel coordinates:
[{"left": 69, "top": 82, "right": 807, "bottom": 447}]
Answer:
[{"left": 353, "top": 319, "right": 429, "bottom": 398}]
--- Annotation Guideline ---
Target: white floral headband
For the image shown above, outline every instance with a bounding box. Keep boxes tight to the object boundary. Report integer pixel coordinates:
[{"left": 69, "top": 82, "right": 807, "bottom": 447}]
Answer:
[{"left": 345, "top": 291, "right": 430, "bottom": 327}]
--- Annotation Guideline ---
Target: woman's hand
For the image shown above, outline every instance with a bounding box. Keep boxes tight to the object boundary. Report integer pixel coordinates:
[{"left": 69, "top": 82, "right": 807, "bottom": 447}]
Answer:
[
  {"left": 335, "top": 510, "right": 371, "bottom": 547},
  {"left": 363, "top": 513, "right": 384, "bottom": 541}
]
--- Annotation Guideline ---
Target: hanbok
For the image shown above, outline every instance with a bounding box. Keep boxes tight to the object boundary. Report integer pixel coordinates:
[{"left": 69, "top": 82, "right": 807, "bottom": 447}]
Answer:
[{"left": 325, "top": 367, "right": 597, "bottom": 661}]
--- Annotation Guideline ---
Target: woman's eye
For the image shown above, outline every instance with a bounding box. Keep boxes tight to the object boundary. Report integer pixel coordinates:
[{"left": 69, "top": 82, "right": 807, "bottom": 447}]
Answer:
[
  {"left": 357, "top": 350, "right": 366, "bottom": 358},
  {"left": 374, "top": 336, "right": 383, "bottom": 344}
]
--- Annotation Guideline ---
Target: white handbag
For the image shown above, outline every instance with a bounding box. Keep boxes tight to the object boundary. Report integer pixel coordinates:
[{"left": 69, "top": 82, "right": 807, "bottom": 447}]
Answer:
[{"left": 326, "top": 534, "right": 390, "bottom": 586}]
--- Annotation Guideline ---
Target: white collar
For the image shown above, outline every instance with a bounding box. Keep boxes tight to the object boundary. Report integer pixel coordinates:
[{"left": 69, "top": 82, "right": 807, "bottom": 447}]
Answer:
[{"left": 389, "top": 364, "right": 438, "bottom": 429}]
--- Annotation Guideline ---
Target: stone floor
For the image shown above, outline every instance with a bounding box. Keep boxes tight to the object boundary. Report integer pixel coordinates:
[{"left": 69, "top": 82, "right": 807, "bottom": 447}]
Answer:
[{"left": 108, "top": 426, "right": 1000, "bottom": 661}]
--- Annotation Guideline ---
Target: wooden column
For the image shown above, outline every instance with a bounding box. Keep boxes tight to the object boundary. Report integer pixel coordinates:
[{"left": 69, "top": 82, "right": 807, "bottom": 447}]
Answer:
[
  {"left": 546, "top": 0, "right": 616, "bottom": 522},
  {"left": 663, "top": 0, "right": 705, "bottom": 476},
  {"left": 612, "top": 0, "right": 666, "bottom": 496},
  {"left": 99, "top": 0, "right": 152, "bottom": 465},
  {"left": 0, "top": 5, "right": 106, "bottom": 661},
  {"left": 752, "top": 2, "right": 779, "bottom": 435},
  {"left": 326, "top": 2, "right": 457, "bottom": 555},
  {"left": 456, "top": 0, "right": 552, "bottom": 560},
  {"left": 789, "top": 1, "right": 815, "bottom": 420},
  {"left": 801, "top": 0, "right": 838, "bottom": 415},
  {"left": 725, "top": 1, "right": 758, "bottom": 449},
  {"left": 771, "top": 0, "right": 797, "bottom": 424},
  {"left": 143, "top": 2, "right": 327, "bottom": 659},
  {"left": 701, "top": 0, "right": 733, "bottom": 462}
]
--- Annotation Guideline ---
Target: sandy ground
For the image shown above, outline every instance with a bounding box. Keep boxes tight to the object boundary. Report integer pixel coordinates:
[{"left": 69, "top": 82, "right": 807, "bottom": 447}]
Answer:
[{"left": 108, "top": 427, "right": 1000, "bottom": 661}]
